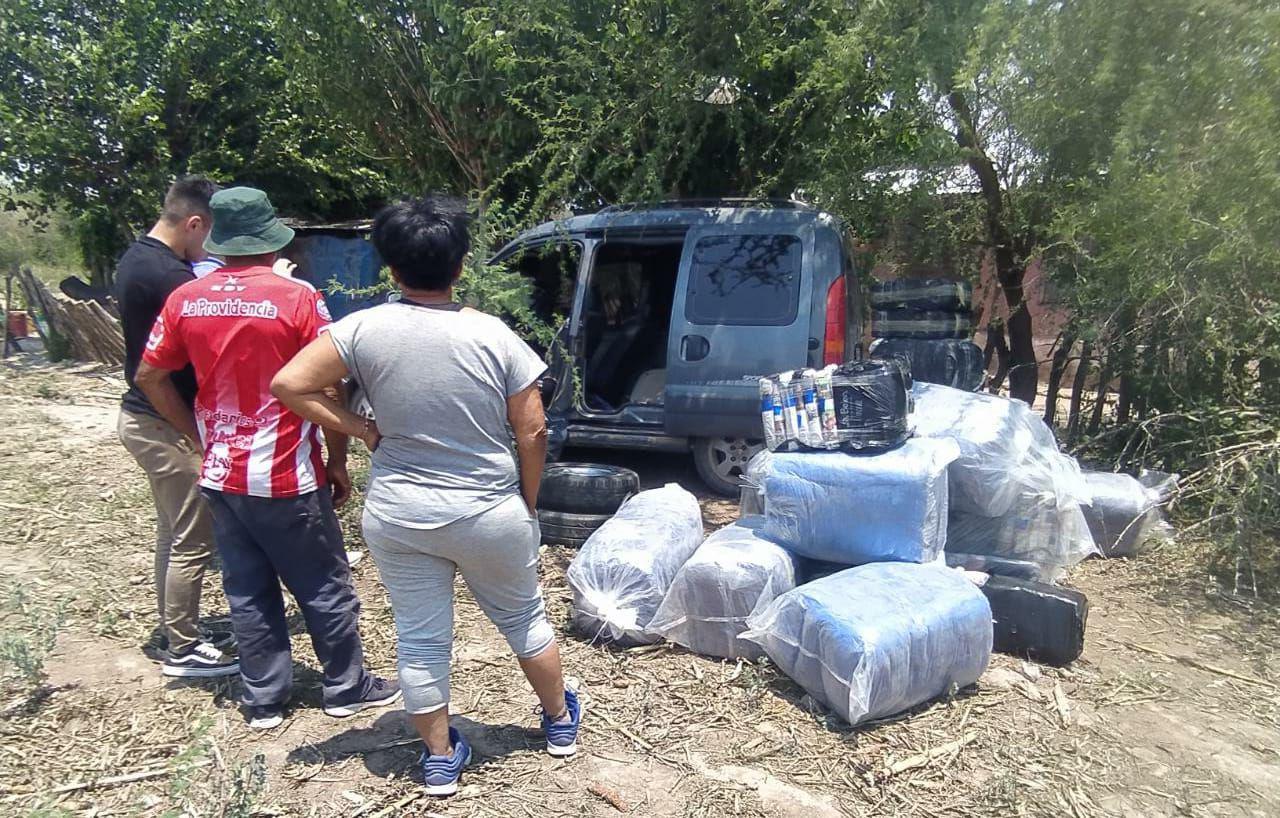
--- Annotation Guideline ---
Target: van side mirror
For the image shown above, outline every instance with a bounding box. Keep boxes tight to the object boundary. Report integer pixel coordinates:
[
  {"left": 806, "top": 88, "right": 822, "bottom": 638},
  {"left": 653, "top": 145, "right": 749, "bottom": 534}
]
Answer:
[{"left": 539, "top": 376, "right": 558, "bottom": 407}]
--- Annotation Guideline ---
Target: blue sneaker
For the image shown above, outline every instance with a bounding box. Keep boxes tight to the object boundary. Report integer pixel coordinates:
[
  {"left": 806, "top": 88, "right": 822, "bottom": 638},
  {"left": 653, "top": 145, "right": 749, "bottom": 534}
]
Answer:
[
  {"left": 541, "top": 687, "right": 583, "bottom": 757},
  {"left": 421, "top": 727, "right": 471, "bottom": 796}
]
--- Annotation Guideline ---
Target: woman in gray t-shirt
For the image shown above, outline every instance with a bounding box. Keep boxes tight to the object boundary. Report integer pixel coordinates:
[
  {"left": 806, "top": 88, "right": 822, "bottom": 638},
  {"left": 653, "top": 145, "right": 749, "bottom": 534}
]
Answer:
[{"left": 272, "top": 194, "right": 581, "bottom": 796}]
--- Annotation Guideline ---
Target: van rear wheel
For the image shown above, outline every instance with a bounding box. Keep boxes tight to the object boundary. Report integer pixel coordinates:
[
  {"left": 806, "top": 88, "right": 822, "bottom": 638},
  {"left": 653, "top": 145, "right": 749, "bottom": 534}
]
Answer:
[{"left": 692, "top": 437, "right": 764, "bottom": 497}]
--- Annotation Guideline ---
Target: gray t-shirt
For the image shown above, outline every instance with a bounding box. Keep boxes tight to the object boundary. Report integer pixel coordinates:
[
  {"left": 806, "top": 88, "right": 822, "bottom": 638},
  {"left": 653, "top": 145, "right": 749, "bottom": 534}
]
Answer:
[{"left": 327, "top": 302, "right": 547, "bottom": 529}]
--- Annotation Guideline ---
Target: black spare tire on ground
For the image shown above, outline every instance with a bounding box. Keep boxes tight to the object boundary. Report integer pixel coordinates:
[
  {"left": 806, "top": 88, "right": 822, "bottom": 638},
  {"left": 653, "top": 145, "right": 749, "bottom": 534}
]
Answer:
[
  {"left": 869, "top": 337, "right": 986, "bottom": 391},
  {"left": 539, "top": 463, "right": 640, "bottom": 515},
  {"left": 871, "top": 309, "right": 974, "bottom": 339},
  {"left": 537, "top": 508, "right": 615, "bottom": 547},
  {"left": 870, "top": 278, "right": 973, "bottom": 312}
]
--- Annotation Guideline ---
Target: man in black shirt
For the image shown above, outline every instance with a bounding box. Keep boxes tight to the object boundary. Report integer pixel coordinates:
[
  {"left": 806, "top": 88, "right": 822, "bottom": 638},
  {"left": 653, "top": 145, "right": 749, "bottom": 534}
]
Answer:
[{"left": 115, "top": 176, "right": 238, "bottom": 678}]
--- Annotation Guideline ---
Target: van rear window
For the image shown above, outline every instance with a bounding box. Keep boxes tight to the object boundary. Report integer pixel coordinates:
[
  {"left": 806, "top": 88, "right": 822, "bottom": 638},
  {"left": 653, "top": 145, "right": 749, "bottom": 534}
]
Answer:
[{"left": 685, "top": 234, "right": 802, "bottom": 326}]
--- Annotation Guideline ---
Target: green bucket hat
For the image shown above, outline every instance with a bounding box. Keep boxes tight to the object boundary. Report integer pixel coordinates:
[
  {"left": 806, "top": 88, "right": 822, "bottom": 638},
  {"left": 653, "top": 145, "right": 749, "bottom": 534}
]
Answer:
[{"left": 203, "top": 186, "right": 295, "bottom": 256}]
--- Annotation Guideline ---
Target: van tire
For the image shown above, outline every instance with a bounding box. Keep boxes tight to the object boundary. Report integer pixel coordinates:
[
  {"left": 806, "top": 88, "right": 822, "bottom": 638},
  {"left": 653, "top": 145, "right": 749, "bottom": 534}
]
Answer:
[
  {"left": 693, "top": 437, "right": 764, "bottom": 497},
  {"left": 540, "top": 463, "right": 640, "bottom": 515}
]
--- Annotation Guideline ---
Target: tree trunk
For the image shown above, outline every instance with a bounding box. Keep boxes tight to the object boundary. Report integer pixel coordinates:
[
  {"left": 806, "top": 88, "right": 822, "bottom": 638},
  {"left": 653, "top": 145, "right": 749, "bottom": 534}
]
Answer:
[
  {"left": 1067, "top": 340, "right": 1093, "bottom": 443},
  {"left": 986, "top": 323, "right": 1010, "bottom": 394},
  {"left": 1116, "top": 373, "right": 1134, "bottom": 424},
  {"left": 1088, "top": 352, "right": 1112, "bottom": 435},
  {"left": 946, "top": 90, "right": 1038, "bottom": 405},
  {"left": 1043, "top": 330, "right": 1076, "bottom": 427}
]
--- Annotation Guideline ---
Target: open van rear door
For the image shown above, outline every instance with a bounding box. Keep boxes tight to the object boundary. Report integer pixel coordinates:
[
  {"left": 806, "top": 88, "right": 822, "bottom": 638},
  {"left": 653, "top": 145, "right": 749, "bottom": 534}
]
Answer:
[{"left": 664, "top": 223, "right": 815, "bottom": 438}]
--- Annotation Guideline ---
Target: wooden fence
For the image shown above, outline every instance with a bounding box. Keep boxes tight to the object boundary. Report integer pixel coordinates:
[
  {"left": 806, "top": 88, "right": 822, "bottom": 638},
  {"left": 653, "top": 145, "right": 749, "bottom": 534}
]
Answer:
[{"left": 15, "top": 266, "right": 125, "bottom": 366}]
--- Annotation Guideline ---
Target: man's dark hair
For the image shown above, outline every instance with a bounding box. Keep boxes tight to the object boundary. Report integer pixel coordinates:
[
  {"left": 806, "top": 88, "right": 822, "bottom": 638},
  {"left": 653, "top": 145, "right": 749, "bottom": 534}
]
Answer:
[
  {"left": 161, "top": 175, "right": 219, "bottom": 224},
  {"left": 371, "top": 193, "right": 472, "bottom": 291}
]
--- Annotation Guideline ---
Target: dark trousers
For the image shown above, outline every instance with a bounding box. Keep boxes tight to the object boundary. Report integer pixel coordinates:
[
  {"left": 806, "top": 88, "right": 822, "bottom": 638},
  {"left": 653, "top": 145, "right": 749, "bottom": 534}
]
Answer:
[{"left": 202, "top": 488, "right": 372, "bottom": 708}]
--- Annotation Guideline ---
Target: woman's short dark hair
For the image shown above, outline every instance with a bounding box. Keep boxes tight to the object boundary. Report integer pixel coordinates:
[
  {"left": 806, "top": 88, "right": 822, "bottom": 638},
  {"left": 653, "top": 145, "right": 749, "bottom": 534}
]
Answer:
[{"left": 372, "top": 194, "right": 472, "bottom": 291}]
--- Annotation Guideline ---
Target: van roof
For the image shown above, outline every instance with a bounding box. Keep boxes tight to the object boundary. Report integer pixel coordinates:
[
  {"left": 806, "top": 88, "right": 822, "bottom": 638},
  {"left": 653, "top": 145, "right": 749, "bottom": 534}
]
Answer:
[{"left": 503, "top": 202, "right": 841, "bottom": 248}]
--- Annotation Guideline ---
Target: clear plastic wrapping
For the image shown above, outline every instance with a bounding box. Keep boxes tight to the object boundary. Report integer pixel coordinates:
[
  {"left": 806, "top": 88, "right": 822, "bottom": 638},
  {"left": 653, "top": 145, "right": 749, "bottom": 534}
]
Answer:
[
  {"left": 1081, "top": 470, "right": 1177, "bottom": 557},
  {"left": 947, "top": 489, "right": 1097, "bottom": 583},
  {"left": 911, "top": 382, "right": 1089, "bottom": 517},
  {"left": 741, "top": 562, "right": 993, "bottom": 726},
  {"left": 758, "top": 360, "right": 911, "bottom": 453},
  {"left": 647, "top": 517, "right": 798, "bottom": 660},
  {"left": 869, "top": 337, "right": 985, "bottom": 392},
  {"left": 870, "top": 278, "right": 973, "bottom": 311},
  {"left": 747, "top": 439, "right": 959, "bottom": 565},
  {"left": 567, "top": 484, "right": 704, "bottom": 645}
]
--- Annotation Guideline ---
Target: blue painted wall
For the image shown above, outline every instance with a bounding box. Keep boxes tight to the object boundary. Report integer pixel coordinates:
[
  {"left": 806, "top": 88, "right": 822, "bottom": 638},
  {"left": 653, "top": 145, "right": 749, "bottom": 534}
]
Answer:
[{"left": 290, "top": 233, "right": 386, "bottom": 320}]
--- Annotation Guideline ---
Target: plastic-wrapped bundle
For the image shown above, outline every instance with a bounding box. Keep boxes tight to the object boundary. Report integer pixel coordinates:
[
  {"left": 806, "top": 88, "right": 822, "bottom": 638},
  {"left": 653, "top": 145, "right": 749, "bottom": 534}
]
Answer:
[
  {"left": 912, "top": 382, "right": 1088, "bottom": 517},
  {"left": 947, "top": 489, "right": 1097, "bottom": 583},
  {"left": 741, "top": 563, "right": 992, "bottom": 726},
  {"left": 760, "top": 361, "right": 911, "bottom": 452},
  {"left": 749, "top": 439, "right": 959, "bottom": 565},
  {"left": 869, "top": 338, "right": 985, "bottom": 392},
  {"left": 872, "top": 309, "right": 973, "bottom": 339},
  {"left": 826, "top": 359, "right": 912, "bottom": 451},
  {"left": 647, "top": 517, "right": 798, "bottom": 660},
  {"left": 870, "top": 278, "right": 973, "bottom": 312},
  {"left": 944, "top": 552, "right": 1045, "bottom": 581},
  {"left": 1082, "top": 471, "right": 1177, "bottom": 557},
  {"left": 567, "top": 484, "right": 704, "bottom": 645}
]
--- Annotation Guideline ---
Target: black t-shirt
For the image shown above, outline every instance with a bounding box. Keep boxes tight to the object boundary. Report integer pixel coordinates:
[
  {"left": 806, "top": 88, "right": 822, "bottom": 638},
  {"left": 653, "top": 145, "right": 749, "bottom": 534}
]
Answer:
[{"left": 115, "top": 236, "right": 199, "bottom": 416}]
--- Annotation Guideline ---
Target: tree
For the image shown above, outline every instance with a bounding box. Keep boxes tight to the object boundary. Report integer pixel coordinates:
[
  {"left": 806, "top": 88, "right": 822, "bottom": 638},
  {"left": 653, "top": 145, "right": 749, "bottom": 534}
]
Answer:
[{"left": 0, "top": 0, "right": 387, "bottom": 286}]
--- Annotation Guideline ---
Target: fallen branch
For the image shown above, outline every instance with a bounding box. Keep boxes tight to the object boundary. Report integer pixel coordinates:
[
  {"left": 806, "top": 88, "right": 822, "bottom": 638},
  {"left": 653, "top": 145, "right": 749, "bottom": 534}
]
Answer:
[
  {"left": 1124, "top": 642, "right": 1278, "bottom": 689},
  {"left": 51, "top": 760, "right": 212, "bottom": 794},
  {"left": 885, "top": 731, "right": 977, "bottom": 775}
]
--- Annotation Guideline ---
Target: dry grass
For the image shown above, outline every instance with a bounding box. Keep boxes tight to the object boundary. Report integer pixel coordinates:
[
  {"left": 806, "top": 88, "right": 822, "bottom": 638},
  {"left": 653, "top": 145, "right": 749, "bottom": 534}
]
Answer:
[{"left": 0, "top": 356, "right": 1277, "bottom": 817}]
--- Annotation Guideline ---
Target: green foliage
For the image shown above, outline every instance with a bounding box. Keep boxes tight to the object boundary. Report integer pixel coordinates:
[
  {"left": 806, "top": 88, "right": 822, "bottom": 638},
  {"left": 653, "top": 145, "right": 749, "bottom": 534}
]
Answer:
[
  {"left": 0, "top": 204, "right": 82, "bottom": 274},
  {"left": 0, "top": 0, "right": 390, "bottom": 284},
  {"left": 0, "top": 584, "right": 67, "bottom": 688}
]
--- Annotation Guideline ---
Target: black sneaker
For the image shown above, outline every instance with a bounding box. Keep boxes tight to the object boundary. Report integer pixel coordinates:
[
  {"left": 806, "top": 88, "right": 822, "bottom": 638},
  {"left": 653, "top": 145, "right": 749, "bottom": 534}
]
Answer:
[
  {"left": 162, "top": 642, "right": 240, "bottom": 678},
  {"left": 199, "top": 628, "right": 236, "bottom": 650},
  {"left": 323, "top": 677, "right": 402, "bottom": 717},
  {"left": 143, "top": 628, "right": 235, "bottom": 661},
  {"left": 245, "top": 704, "right": 285, "bottom": 730}
]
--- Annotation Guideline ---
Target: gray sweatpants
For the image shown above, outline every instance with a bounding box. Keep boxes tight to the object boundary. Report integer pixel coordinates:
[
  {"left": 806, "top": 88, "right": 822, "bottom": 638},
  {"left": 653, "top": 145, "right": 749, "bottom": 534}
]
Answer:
[{"left": 362, "top": 494, "right": 557, "bottom": 714}]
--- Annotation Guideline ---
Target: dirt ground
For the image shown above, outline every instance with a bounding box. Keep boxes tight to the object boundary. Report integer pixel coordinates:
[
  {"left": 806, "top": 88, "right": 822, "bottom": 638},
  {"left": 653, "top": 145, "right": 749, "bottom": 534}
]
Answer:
[{"left": 1, "top": 357, "right": 1277, "bottom": 818}]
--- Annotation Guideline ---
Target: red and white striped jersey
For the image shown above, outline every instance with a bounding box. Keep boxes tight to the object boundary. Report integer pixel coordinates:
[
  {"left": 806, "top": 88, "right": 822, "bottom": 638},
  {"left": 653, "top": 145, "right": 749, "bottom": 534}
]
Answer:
[{"left": 142, "top": 265, "right": 333, "bottom": 498}]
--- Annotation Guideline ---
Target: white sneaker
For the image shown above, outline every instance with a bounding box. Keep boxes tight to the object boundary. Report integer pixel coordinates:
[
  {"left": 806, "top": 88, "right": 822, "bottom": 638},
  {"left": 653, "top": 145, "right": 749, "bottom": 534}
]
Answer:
[
  {"left": 162, "top": 642, "right": 240, "bottom": 678},
  {"left": 346, "top": 550, "right": 365, "bottom": 568}
]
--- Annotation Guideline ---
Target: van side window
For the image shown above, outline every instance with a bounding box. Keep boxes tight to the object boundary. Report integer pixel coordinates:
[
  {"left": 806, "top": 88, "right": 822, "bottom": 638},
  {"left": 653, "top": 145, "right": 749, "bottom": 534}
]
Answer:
[{"left": 685, "top": 234, "right": 802, "bottom": 326}]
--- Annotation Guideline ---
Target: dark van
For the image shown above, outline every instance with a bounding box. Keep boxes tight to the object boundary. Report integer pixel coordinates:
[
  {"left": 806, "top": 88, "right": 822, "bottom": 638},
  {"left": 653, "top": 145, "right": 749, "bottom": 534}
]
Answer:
[{"left": 491, "top": 200, "right": 863, "bottom": 495}]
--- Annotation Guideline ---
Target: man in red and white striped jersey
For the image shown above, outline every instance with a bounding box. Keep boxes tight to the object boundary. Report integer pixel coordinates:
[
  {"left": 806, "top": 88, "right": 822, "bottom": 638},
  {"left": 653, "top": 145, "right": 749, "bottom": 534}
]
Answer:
[{"left": 136, "top": 187, "right": 399, "bottom": 730}]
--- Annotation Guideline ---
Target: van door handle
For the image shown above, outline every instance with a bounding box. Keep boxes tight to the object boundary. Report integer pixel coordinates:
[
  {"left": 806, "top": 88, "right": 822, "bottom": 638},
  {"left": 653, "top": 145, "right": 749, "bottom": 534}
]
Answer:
[{"left": 680, "top": 334, "right": 710, "bottom": 362}]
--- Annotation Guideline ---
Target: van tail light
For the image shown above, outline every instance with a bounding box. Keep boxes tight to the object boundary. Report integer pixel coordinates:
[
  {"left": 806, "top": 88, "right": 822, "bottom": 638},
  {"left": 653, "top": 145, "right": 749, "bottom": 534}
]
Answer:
[{"left": 823, "top": 276, "right": 847, "bottom": 365}]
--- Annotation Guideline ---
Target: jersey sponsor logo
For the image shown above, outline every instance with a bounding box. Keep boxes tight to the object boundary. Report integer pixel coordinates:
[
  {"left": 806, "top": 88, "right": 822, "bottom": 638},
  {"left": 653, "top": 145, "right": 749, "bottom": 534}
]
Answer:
[
  {"left": 145, "top": 315, "right": 165, "bottom": 351},
  {"left": 195, "top": 406, "right": 267, "bottom": 428},
  {"left": 180, "top": 297, "right": 280, "bottom": 319},
  {"left": 316, "top": 298, "right": 332, "bottom": 321},
  {"left": 209, "top": 275, "right": 247, "bottom": 293}
]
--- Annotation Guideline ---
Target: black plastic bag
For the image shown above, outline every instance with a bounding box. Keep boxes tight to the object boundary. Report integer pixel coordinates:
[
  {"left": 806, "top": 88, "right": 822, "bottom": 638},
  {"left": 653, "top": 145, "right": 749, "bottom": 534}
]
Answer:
[
  {"left": 977, "top": 575, "right": 1088, "bottom": 666},
  {"left": 872, "top": 309, "right": 974, "bottom": 339},
  {"left": 869, "top": 337, "right": 985, "bottom": 391},
  {"left": 870, "top": 278, "right": 973, "bottom": 311}
]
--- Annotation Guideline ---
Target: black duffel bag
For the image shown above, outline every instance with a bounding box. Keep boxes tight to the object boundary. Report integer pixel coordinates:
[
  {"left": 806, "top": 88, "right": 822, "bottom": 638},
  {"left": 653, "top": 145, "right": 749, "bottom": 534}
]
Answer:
[
  {"left": 872, "top": 309, "right": 974, "bottom": 339},
  {"left": 869, "top": 337, "right": 985, "bottom": 391},
  {"left": 870, "top": 278, "right": 973, "bottom": 312}
]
